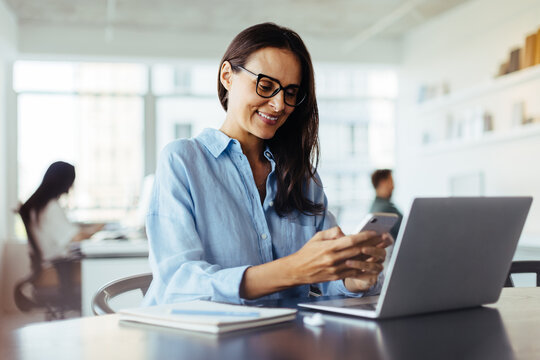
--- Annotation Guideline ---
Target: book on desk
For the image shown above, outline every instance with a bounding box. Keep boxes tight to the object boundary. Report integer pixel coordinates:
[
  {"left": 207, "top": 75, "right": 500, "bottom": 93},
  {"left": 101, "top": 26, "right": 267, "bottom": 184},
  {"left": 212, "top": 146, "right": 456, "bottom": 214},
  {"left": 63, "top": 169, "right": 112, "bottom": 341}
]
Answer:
[{"left": 118, "top": 300, "right": 297, "bottom": 334}]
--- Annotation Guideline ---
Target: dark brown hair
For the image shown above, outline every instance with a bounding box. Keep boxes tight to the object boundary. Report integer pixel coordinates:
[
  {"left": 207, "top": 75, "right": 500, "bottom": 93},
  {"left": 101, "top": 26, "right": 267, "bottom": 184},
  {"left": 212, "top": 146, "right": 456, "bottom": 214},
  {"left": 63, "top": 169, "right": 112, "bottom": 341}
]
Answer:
[
  {"left": 371, "top": 169, "right": 392, "bottom": 189},
  {"left": 19, "top": 161, "right": 76, "bottom": 224},
  {"left": 218, "top": 22, "right": 323, "bottom": 216}
]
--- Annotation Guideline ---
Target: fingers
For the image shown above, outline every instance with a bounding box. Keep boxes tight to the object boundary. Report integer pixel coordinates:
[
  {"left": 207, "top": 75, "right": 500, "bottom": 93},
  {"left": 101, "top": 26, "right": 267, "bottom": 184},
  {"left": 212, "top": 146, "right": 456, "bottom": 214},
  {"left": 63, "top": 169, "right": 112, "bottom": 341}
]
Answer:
[
  {"left": 328, "top": 243, "right": 386, "bottom": 265},
  {"left": 325, "top": 261, "right": 381, "bottom": 281},
  {"left": 377, "top": 233, "right": 394, "bottom": 248},
  {"left": 345, "top": 259, "right": 383, "bottom": 274},
  {"left": 333, "top": 245, "right": 368, "bottom": 262},
  {"left": 344, "top": 274, "right": 379, "bottom": 292},
  {"left": 303, "top": 228, "right": 386, "bottom": 284},
  {"left": 306, "top": 247, "right": 384, "bottom": 284},
  {"left": 330, "top": 231, "right": 381, "bottom": 251},
  {"left": 309, "top": 229, "right": 385, "bottom": 266},
  {"left": 313, "top": 228, "right": 382, "bottom": 249},
  {"left": 360, "top": 247, "right": 386, "bottom": 263},
  {"left": 314, "top": 226, "right": 345, "bottom": 241}
]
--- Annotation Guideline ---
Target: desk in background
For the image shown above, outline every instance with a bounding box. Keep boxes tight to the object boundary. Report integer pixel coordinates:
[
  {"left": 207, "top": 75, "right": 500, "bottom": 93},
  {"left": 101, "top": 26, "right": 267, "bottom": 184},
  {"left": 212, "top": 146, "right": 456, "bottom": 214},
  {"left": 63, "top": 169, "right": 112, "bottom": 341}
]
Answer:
[
  {"left": 80, "top": 238, "right": 150, "bottom": 316},
  {"left": 5, "top": 288, "right": 540, "bottom": 360}
]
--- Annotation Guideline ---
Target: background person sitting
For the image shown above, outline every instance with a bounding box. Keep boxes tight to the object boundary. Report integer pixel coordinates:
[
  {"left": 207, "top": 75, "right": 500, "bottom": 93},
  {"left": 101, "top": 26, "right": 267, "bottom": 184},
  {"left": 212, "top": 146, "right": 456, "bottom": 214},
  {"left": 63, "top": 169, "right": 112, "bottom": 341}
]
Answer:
[
  {"left": 19, "top": 161, "right": 104, "bottom": 264},
  {"left": 16, "top": 161, "right": 104, "bottom": 315}
]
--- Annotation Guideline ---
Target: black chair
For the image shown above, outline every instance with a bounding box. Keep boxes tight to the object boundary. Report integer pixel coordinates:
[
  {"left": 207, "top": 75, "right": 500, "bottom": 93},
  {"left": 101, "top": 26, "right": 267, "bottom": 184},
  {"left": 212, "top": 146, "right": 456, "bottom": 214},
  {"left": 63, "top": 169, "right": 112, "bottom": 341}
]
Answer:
[
  {"left": 13, "top": 207, "right": 82, "bottom": 320},
  {"left": 92, "top": 273, "right": 153, "bottom": 315},
  {"left": 504, "top": 261, "right": 540, "bottom": 287}
]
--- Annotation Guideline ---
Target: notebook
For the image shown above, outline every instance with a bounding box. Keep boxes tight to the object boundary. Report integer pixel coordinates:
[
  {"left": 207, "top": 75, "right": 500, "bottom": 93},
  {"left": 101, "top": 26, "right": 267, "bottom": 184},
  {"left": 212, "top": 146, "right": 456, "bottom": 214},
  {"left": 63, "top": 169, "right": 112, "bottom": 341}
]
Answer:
[
  {"left": 299, "top": 197, "right": 532, "bottom": 319},
  {"left": 119, "top": 300, "right": 297, "bottom": 334}
]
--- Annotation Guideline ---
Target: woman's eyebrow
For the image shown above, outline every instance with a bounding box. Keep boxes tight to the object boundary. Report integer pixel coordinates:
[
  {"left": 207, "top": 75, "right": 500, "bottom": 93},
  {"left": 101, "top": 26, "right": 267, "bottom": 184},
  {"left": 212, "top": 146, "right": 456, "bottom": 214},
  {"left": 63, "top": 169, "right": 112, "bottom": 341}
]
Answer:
[{"left": 263, "top": 72, "right": 300, "bottom": 87}]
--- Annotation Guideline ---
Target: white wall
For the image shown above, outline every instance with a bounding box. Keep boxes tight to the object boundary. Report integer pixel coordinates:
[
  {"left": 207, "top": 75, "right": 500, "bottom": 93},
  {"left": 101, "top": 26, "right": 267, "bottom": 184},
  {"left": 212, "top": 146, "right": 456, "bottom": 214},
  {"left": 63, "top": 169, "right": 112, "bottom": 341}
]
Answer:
[
  {"left": 397, "top": 0, "right": 540, "bottom": 243},
  {"left": 0, "top": 0, "right": 18, "bottom": 314}
]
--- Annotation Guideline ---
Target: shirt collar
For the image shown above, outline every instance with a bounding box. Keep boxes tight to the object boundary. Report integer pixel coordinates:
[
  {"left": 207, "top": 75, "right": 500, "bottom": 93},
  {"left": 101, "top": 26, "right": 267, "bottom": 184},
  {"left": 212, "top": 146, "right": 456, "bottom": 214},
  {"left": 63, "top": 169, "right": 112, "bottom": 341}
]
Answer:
[
  {"left": 198, "top": 128, "right": 276, "bottom": 161},
  {"left": 198, "top": 128, "right": 237, "bottom": 158}
]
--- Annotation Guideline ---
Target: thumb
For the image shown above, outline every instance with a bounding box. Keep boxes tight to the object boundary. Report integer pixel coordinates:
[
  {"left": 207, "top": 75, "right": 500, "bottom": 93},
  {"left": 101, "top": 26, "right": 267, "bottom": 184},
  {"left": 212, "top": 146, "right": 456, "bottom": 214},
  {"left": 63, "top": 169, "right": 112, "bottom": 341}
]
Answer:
[{"left": 318, "top": 226, "right": 345, "bottom": 240}]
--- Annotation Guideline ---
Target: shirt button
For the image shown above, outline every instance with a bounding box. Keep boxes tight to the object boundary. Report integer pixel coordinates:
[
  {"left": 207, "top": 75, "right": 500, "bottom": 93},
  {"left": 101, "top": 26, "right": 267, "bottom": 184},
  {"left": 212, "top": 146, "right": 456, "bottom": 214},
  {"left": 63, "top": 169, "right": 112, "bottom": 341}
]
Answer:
[
  {"left": 261, "top": 233, "right": 268, "bottom": 240},
  {"left": 269, "top": 201, "right": 274, "bottom": 207}
]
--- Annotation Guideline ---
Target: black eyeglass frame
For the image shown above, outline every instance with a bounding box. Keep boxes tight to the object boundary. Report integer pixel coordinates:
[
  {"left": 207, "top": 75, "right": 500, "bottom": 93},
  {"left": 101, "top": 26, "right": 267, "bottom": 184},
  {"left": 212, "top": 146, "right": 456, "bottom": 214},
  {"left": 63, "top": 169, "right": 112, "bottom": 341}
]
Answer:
[{"left": 234, "top": 65, "right": 306, "bottom": 107}]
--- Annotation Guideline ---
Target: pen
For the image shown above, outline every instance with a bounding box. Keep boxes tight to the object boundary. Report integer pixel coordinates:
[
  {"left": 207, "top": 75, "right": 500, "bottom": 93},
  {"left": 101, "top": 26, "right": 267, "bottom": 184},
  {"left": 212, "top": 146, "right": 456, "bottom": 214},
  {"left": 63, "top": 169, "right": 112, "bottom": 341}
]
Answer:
[{"left": 170, "top": 309, "right": 261, "bottom": 317}]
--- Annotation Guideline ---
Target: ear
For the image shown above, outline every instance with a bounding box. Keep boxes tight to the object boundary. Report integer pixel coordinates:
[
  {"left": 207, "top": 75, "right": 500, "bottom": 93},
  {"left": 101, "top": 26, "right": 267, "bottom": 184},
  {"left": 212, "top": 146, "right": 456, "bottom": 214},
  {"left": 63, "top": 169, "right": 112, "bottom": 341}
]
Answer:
[{"left": 220, "top": 61, "right": 233, "bottom": 91}]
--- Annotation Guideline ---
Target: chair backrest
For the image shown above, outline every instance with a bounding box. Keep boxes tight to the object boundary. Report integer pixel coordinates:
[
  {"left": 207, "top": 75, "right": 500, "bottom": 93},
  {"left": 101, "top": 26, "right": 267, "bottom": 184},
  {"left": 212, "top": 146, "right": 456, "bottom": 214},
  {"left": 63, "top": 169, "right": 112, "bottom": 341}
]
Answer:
[
  {"left": 17, "top": 206, "right": 45, "bottom": 275},
  {"left": 92, "top": 273, "right": 153, "bottom": 315},
  {"left": 13, "top": 207, "right": 44, "bottom": 311},
  {"left": 505, "top": 261, "right": 540, "bottom": 287}
]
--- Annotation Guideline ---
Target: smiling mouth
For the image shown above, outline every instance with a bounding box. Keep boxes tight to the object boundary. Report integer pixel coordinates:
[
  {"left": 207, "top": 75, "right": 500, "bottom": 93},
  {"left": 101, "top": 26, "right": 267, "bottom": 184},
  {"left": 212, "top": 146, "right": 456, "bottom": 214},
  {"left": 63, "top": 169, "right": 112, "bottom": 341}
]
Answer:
[{"left": 257, "top": 111, "right": 278, "bottom": 122}]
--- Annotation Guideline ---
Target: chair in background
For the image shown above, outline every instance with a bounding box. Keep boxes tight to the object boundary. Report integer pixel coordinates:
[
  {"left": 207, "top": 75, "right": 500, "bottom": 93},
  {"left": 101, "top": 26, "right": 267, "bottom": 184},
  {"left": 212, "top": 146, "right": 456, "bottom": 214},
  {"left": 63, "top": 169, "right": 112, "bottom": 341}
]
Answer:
[
  {"left": 92, "top": 273, "right": 153, "bottom": 315},
  {"left": 504, "top": 260, "right": 540, "bottom": 287},
  {"left": 13, "top": 208, "right": 82, "bottom": 320}
]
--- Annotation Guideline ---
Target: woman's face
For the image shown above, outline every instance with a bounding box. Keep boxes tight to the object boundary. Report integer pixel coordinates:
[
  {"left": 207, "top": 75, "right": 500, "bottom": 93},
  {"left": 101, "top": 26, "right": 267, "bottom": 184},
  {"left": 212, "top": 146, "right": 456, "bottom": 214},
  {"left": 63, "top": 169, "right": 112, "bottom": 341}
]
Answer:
[{"left": 220, "top": 47, "right": 302, "bottom": 142}]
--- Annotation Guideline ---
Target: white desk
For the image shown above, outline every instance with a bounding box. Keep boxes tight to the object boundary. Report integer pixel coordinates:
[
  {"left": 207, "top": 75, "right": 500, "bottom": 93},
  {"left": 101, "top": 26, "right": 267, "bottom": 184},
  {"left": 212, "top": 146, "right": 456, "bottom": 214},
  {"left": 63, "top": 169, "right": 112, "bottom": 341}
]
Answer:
[{"left": 80, "top": 239, "right": 150, "bottom": 316}]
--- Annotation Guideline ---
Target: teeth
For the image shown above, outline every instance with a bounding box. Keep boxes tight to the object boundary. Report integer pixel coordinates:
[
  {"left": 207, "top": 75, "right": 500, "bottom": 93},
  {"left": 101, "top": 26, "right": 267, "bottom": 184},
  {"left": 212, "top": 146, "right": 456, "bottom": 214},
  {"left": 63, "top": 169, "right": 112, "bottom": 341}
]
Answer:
[{"left": 258, "top": 111, "right": 278, "bottom": 121}]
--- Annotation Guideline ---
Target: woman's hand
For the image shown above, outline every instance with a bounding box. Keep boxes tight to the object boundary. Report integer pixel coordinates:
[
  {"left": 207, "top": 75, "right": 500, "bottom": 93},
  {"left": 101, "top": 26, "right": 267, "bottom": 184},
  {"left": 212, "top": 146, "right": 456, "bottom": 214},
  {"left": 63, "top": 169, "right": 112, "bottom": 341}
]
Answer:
[
  {"left": 240, "top": 227, "right": 391, "bottom": 300},
  {"left": 343, "top": 233, "right": 394, "bottom": 292},
  {"left": 72, "top": 223, "right": 105, "bottom": 242},
  {"left": 283, "top": 226, "right": 386, "bottom": 286}
]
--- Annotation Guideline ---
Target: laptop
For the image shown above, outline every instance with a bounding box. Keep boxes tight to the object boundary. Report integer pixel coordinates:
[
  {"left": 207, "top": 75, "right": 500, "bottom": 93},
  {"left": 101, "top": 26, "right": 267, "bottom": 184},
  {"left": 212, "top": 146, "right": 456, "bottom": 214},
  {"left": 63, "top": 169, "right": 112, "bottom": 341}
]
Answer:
[{"left": 298, "top": 197, "right": 532, "bottom": 319}]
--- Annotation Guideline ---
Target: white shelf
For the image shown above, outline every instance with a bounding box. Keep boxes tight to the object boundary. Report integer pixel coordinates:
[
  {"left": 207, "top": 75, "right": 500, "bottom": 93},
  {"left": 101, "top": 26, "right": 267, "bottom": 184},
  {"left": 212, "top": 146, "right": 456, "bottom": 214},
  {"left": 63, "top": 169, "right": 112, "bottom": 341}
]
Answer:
[
  {"left": 417, "top": 64, "right": 540, "bottom": 116},
  {"left": 421, "top": 122, "right": 540, "bottom": 154}
]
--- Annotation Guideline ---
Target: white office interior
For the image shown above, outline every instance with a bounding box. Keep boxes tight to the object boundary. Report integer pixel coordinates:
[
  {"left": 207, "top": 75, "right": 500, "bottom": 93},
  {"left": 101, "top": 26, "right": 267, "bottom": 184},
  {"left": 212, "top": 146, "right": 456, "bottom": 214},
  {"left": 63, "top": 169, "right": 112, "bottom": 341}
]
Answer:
[{"left": 1, "top": 0, "right": 540, "bottom": 328}]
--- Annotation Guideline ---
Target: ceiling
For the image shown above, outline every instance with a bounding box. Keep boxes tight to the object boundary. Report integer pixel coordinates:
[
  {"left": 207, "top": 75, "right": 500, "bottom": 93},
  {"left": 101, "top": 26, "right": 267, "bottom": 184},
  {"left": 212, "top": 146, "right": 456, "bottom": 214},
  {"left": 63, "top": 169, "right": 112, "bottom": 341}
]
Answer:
[{"left": 5, "top": 0, "right": 470, "bottom": 43}]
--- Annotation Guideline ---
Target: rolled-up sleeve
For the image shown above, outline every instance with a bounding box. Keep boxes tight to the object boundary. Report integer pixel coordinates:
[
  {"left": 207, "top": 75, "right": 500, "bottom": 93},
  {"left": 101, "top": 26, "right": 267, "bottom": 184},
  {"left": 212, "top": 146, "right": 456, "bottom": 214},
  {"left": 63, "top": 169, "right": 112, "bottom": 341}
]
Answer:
[{"left": 143, "top": 144, "right": 250, "bottom": 305}]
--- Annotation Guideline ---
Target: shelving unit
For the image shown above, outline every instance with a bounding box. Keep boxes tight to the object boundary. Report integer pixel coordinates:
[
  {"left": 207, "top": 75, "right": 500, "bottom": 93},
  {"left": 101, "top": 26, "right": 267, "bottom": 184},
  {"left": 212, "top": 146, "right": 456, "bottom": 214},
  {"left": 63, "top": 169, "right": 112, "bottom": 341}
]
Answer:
[
  {"left": 404, "top": 63, "right": 540, "bottom": 244},
  {"left": 418, "top": 65, "right": 540, "bottom": 116},
  {"left": 422, "top": 122, "right": 540, "bottom": 155},
  {"left": 416, "top": 64, "right": 540, "bottom": 152}
]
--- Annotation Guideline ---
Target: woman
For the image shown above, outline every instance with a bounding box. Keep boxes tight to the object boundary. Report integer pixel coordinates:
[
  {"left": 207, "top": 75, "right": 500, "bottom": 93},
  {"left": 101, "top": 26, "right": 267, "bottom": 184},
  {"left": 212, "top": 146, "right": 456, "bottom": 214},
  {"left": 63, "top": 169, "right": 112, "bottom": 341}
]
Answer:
[
  {"left": 143, "top": 23, "right": 392, "bottom": 305},
  {"left": 19, "top": 161, "right": 103, "bottom": 264}
]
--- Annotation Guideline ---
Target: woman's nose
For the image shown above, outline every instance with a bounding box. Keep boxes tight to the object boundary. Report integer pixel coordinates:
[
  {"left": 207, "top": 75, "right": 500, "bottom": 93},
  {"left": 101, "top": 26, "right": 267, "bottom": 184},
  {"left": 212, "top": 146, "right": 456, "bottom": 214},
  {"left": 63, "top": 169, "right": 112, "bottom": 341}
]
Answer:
[{"left": 268, "top": 90, "right": 286, "bottom": 112}]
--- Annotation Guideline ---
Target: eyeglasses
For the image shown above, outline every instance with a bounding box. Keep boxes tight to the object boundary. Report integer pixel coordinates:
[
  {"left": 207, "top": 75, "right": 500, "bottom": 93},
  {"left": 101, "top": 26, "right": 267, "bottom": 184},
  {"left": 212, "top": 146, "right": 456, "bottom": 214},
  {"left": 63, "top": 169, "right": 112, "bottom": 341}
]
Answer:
[{"left": 234, "top": 65, "right": 306, "bottom": 107}]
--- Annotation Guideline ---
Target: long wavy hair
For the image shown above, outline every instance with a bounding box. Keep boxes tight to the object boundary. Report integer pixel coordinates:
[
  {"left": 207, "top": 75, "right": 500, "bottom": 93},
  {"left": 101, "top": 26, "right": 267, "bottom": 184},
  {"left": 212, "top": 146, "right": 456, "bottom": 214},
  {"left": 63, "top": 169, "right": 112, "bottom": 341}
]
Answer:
[
  {"left": 19, "top": 161, "right": 76, "bottom": 224},
  {"left": 217, "top": 22, "right": 323, "bottom": 216}
]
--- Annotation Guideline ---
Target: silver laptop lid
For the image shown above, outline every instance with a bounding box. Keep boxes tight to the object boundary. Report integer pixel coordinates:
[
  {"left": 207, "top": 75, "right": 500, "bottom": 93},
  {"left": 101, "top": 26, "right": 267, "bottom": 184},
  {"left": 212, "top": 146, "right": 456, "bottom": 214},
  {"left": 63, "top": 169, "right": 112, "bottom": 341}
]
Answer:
[{"left": 377, "top": 197, "right": 532, "bottom": 318}]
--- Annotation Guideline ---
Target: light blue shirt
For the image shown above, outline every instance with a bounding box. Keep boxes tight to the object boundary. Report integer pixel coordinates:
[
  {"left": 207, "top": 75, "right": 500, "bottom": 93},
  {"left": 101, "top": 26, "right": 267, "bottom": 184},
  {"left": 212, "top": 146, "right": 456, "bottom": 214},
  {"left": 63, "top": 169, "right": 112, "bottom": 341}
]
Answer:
[{"left": 143, "top": 128, "right": 382, "bottom": 305}]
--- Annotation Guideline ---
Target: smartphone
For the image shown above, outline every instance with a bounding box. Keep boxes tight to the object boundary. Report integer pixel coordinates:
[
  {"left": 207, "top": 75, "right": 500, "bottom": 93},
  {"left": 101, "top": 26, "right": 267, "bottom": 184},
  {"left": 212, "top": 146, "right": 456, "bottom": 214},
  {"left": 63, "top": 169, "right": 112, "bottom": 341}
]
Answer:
[{"left": 354, "top": 212, "right": 399, "bottom": 235}]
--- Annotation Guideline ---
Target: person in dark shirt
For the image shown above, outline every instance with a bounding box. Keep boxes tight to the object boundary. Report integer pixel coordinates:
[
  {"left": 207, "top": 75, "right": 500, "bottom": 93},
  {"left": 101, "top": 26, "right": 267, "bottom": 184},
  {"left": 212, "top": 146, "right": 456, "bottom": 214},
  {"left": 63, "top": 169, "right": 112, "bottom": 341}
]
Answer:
[{"left": 369, "top": 169, "right": 403, "bottom": 240}]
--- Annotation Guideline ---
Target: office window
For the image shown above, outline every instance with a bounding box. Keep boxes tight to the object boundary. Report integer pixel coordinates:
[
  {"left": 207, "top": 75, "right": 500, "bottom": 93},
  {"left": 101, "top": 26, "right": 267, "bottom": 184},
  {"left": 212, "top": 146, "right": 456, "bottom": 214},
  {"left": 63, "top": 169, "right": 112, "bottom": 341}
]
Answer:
[
  {"left": 152, "top": 63, "right": 216, "bottom": 96},
  {"left": 152, "top": 63, "right": 224, "bottom": 156},
  {"left": 315, "top": 65, "right": 397, "bottom": 232},
  {"left": 15, "top": 61, "right": 146, "bottom": 237}
]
